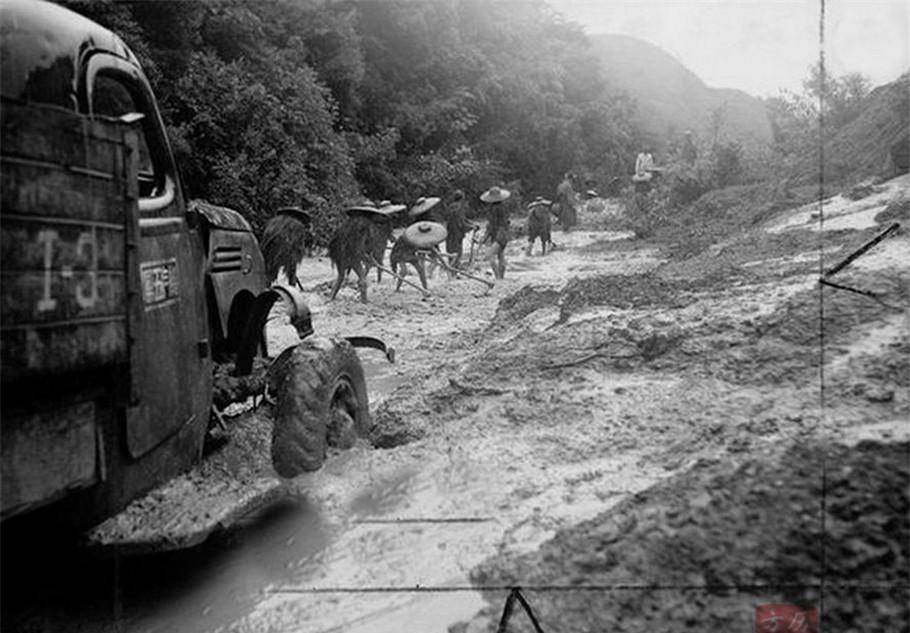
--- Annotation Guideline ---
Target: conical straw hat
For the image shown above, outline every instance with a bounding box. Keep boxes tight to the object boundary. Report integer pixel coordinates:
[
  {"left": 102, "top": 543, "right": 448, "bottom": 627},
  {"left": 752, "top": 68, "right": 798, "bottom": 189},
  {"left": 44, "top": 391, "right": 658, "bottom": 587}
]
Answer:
[{"left": 403, "top": 221, "right": 447, "bottom": 247}]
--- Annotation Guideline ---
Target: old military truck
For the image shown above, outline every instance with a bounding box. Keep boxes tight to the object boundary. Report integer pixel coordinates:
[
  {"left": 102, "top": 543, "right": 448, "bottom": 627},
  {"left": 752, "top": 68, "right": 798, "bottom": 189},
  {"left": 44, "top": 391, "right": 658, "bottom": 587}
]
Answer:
[{"left": 1, "top": 0, "right": 375, "bottom": 551}]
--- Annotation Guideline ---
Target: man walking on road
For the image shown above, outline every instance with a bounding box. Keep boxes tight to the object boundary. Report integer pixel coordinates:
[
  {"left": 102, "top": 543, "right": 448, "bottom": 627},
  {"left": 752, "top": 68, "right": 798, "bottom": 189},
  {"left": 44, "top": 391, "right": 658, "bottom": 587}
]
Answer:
[
  {"left": 555, "top": 172, "right": 577, "bottom": 231},
  {"left": 445, "top": 189, "right": 478, "bottom": 271},
  {"left": 480, "top": 185, "right": 511, "bottom": 279}
]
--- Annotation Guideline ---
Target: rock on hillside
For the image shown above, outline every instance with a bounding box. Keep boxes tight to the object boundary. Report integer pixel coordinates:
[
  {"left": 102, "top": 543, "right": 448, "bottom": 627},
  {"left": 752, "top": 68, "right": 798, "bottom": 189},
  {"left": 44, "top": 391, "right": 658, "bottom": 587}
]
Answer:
[{"left": 589, "top": 33, "right": 773, "bottom": 152}]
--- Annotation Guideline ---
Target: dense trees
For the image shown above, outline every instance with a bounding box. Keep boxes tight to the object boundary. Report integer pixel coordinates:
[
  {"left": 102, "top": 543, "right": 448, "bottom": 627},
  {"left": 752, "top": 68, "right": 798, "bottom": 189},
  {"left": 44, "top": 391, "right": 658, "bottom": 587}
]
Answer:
[
  {"left": 766, "top": 62, "right": 872, "bottom": 167},
  {"left": 61, "top": 0, "right": 639, "bottom": 238}
]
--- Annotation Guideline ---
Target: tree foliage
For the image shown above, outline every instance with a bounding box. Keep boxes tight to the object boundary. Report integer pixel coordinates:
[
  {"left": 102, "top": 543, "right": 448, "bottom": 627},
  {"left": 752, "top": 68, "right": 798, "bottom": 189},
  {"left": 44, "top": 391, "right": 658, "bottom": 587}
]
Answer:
[
  {"left": 60, "top": 0, "right": 638, "bottom": 240},
  {"left": 766, "top": 62, "right": 872, "bottom": 163}
]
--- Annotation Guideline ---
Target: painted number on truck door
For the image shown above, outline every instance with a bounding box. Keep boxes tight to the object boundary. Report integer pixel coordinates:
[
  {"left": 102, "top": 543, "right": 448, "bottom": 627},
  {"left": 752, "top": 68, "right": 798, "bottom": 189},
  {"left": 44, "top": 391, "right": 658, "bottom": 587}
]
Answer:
[{"left": 35, "top": 228, "right": 101, "bottom": 313}]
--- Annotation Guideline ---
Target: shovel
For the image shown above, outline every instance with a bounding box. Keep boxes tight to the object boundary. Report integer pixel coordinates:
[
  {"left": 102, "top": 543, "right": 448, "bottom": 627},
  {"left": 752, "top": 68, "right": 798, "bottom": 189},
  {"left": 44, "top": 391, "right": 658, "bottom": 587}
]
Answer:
[
  {"left": 418, "top": 249, "right": 495, "bottom": 290},
  {"left": 466, "top": 226, "right": 482, "bottom": 267},
  {"left": 367, "top": 256, "right": 432, "bottom": 297}
]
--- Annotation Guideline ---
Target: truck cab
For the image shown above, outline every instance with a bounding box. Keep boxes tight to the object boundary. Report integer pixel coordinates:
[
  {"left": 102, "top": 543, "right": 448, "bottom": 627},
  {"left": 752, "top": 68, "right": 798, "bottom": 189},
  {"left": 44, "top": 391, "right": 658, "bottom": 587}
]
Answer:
[{"left": 0, "top": 0, "right": 266, "bottom": 528}]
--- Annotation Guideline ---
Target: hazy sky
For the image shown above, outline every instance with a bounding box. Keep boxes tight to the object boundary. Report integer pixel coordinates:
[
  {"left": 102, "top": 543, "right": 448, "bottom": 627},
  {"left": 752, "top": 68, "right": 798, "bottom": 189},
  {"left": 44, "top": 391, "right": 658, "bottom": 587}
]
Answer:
[{"left": 548, "top": 0, "right": 909, "bottom": 97}]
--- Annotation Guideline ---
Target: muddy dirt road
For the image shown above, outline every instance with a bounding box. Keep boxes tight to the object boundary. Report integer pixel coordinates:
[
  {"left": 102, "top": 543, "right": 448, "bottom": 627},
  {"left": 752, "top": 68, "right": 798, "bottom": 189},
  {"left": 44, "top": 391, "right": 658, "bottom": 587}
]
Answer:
[{"left": 3, "top": 178, "right": 907, "bottom": 633}]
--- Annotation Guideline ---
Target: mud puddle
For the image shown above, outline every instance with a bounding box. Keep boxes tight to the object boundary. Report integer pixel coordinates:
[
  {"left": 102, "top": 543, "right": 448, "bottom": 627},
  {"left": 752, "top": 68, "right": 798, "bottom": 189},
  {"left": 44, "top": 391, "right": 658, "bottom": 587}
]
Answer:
[
  {"left": 359, "top": 352, "right": 406, "bottom": 407},
  {"left": 0, "top": 498, "right": 329, "bottom": 633}
]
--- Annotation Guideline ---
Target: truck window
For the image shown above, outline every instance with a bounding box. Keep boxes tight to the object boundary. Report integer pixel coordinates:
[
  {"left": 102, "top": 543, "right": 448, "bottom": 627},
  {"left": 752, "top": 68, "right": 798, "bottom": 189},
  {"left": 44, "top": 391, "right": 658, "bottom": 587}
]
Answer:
[{"left": 92, "top": 73, "right": 157, "bottom": 197}]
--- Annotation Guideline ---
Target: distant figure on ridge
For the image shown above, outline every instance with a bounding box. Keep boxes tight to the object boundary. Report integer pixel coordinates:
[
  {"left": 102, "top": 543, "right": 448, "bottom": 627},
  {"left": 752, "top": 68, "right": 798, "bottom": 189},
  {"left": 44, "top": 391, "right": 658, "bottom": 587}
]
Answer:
[{"left": 633, "top": 147, "right": 657, "bottom": 192}]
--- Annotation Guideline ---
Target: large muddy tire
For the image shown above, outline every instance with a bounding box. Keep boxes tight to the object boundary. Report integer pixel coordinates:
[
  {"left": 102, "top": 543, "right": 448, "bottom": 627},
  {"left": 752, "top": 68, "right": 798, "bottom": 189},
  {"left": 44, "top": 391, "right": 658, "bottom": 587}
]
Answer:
[{"left": 267, "top": 337, "right": 370, "bottom": 478}]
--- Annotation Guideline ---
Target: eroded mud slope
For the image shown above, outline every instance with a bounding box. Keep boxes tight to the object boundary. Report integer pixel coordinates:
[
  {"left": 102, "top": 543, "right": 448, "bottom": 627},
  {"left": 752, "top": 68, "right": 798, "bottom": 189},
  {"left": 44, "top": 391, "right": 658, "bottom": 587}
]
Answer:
[{"left": 421, "top": 180, "right": 909, "bottom": 632}]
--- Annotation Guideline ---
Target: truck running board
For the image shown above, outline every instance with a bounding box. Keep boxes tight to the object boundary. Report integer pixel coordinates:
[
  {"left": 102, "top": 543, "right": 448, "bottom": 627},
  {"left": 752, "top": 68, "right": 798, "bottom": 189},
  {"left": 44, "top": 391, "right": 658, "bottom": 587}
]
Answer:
[{"left": 84, "top": 414, "right": 292, "bottom": 555}]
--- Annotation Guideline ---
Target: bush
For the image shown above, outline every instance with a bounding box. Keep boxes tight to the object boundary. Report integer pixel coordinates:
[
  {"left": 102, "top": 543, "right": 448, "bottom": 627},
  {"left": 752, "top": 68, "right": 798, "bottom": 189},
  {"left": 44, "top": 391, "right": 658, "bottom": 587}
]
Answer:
[
  {"left": 622, "top": 183, "right": 672, "bottom": 239},
  {"left": 666, "top": 162, "right": 712, "bottom": 207},
  {"left": 710, "top": 141, "right": 744, "bottom": 188}
]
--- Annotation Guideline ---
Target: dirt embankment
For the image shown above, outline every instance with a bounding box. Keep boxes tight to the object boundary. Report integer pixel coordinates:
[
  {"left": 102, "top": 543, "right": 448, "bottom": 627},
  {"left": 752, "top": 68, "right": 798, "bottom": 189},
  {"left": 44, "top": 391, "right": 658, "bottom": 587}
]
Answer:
[
  {"left": 370, "top": 218, "right": 907, "bottom": 461},
  {"left": 467, "top": 440, "right": 909, "bottom": 633}
]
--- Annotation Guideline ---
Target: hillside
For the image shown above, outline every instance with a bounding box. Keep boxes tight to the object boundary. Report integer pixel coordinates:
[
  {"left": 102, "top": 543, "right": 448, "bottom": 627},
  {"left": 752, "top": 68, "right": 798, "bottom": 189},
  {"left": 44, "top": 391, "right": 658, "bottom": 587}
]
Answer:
[
  {"left": 804, "top": 73, "right": 910, "bottom": 185},
  {"left": 589, "top": 33, "right": 773, "bottom": 152}
]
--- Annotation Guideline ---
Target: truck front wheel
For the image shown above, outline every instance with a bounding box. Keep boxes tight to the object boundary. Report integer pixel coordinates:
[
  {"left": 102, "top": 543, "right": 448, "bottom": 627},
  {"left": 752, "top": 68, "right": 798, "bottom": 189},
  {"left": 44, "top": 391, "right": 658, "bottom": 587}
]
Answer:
[{"left": 268, "top": 337, "right": 370, "bottom": 478}]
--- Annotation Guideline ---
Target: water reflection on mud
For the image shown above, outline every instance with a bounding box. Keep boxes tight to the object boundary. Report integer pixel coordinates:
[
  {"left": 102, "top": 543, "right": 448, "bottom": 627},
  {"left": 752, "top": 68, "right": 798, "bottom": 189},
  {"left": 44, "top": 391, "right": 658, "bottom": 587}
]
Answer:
[{"left": 2, "top": 499, "right": 327, "bottom": 633}]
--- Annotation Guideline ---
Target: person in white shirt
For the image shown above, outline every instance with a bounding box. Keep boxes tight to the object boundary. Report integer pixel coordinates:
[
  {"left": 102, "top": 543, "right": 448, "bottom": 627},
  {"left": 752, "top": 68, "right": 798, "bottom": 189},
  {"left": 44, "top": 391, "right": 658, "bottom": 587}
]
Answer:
[{"left": 634, "top": 149, "right": 655, "bottom": 180}]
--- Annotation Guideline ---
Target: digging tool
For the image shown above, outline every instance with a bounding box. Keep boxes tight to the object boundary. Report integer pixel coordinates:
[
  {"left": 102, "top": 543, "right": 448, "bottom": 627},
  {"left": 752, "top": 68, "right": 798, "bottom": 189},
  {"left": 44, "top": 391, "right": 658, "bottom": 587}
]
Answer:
[
  {"left": 466, "top": 226, "right": 482, "bottom": 267},
  {"left": 418, "top": 249, "right": 495, "bottom": 290},
  {"left": 823, "top": 222, "right": 900, "bottom": 278},
  {"left": 816, "top": 222, "right": 901, "bottom": 305},
  {"left": 367, "top": 256, "right": 432, "bottom": 296}
]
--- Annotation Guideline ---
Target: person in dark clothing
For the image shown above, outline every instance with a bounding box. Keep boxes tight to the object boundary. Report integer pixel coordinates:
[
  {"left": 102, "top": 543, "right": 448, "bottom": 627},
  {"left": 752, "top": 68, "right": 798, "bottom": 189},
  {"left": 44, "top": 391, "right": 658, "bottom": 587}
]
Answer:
[
  {"left": 555, "top": 172, "right": 577, "bottom": 231},
  {"left": 408, "top": 196, "right": 443, "bottom": 224},
  {"left": 371, "top": 200, "right": 405, "bottom": 282},
  {"left": 328, "top": 201, "right": 393, "bottom": 303},
  {"left": 389, "top": 221, "right": 446, "bottom": 292},
  {"left": 444, "top": 189, "right": 478, "bottom": 271},
  {"left": 261, "top": 206, "right": 313, "bottom": 288},
  {"left": 407, "top": 196, "right": 447, "bottom": 278},
  {"left": 525, "top": 196, "right": 553, "bottom": 256},
  {"left": 480, "top": 185, "right": 511, "bottom": 279}
]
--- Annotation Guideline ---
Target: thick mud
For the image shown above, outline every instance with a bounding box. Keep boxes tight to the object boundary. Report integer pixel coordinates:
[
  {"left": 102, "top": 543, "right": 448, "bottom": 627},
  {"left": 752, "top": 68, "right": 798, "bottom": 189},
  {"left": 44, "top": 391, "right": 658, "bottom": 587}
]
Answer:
[
  {"left": 450, "top": 178, "right": 909, "bottom": 632},
  {"left": 467, "top": 440, "right": 909, "bottom": 633},
  {"left": 3, "top": 176, "right": 907, "bottom": 633}
]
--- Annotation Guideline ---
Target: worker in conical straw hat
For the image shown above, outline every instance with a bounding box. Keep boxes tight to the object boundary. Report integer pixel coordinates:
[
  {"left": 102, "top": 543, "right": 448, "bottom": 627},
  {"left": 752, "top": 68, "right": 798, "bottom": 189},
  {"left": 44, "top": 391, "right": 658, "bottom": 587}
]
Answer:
[
  {"left": 260, "top": 203, "right": 317, "bottom": 357},
  {"left": 526, "top": 196, "right": 553, "bottom": 256},
  {"left": 389, "top": 219, "right": 447, "bottom": 292},
  {"left": 369, "top": 200, "right": 406, "bottom": 283},
  {"left": 444, "top": 189, "right": 478, "bottom": 271},
  {"left": 408, "top": 196, "right": 443, "bottom": 223},
  {"left": 328, "top": 199, "right": 390, "bottom": 302},
  {"left": 479, "top": 185, "right": 511, "bottom": 279},
  {"left": 408, "top": 195, "right": 444, "bottom": 276},
  {"left": 261, "top": 204, "right": 314, "bottom": 289}
]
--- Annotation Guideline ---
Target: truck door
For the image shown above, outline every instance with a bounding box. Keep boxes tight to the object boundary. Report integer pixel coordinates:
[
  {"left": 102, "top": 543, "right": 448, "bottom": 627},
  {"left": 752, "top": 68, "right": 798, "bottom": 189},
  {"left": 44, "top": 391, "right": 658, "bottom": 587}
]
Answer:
[{"left": 86, "top": 55, "right": 212, "bottom": 458}]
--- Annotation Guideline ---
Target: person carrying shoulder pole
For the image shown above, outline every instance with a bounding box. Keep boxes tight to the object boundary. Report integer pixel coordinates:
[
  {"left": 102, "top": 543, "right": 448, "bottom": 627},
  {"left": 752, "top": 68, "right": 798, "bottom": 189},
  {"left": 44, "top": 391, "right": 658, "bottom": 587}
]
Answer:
[
  {"left": 479, "top": 185, "right": 511, "bottom": 280},
  {"left": 406, "top": 195, "right": 444, "bottom": 278},
  {"left": 444, "top": 189, "right": 478, "bottom": 272}
]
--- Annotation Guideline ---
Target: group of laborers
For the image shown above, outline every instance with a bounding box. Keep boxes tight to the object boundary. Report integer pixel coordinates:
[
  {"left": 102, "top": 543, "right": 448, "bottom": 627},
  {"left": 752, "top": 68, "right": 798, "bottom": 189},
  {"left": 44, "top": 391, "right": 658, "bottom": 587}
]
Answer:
[
  {"left": 260, "top": 178, "right": 585, "bottom": 305},
  {"left": 321, "top": 187, "right": 517, "bottom": 303}
]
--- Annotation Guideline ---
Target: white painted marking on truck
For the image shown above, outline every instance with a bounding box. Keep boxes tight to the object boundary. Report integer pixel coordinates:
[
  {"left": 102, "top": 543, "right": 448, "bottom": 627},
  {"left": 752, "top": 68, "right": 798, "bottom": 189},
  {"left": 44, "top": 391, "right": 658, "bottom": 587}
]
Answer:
[
  {"left": 36, "top": 229, "right": 59, "bottom": 312},
  {"left": 75, "top": 228, "right": 99, "bottom": 310},
  {"left": 140, "top": 258, "right": 180, "bottom": 311}
]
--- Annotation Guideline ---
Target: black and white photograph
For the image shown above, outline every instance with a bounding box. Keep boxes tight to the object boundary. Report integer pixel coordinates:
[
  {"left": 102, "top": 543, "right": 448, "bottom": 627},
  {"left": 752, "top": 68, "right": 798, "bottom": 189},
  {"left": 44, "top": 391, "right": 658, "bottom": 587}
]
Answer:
[{"left": 1, "top": 0, "right": 908, "bottom": 631}]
